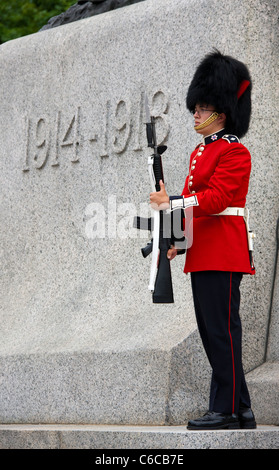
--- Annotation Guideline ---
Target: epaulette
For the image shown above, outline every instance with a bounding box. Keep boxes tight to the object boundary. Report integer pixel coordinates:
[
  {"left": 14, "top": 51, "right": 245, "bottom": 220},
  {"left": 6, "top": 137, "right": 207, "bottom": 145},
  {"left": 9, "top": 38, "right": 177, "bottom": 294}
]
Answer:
[{"left": 222, "top": 134, "right": 240, "bottom": 143}]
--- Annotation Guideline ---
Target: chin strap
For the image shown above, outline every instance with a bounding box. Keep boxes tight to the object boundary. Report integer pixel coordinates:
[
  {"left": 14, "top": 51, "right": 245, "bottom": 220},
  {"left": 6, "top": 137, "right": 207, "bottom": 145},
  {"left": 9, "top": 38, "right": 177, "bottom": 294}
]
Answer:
[{"left": 194, "top": 112, "right": 219, "bottom": 130}]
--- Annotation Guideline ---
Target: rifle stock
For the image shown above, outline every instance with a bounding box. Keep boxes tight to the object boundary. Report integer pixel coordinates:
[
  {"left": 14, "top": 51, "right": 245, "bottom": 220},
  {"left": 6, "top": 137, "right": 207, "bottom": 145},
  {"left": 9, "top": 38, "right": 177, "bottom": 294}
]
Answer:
[{"left": 153, "top": 212, "right": 174, "bottom": 303}]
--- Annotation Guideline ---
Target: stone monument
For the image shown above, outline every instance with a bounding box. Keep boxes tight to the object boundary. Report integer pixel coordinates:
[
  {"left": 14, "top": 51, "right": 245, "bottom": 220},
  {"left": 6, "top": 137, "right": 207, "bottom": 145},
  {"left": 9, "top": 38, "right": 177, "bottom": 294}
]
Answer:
[
  {"left": 40, "top": 0, "right": 146, "bottom": 30},
  {"left": 0, "top": 0, "right": 278, "bottom": 429}
]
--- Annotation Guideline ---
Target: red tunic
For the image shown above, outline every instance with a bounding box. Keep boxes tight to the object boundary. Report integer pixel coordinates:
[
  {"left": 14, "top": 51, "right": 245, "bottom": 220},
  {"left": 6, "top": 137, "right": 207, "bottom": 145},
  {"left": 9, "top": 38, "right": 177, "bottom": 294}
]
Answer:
[{"left": 181, "top": 131, "right": 255, "bottom": 275}]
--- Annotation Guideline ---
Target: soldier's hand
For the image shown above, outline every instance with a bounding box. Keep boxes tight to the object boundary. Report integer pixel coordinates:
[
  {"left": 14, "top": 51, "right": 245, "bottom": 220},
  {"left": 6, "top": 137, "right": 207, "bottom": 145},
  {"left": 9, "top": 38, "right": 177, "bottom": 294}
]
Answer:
[
  {"left": 167, "top": 247, "right": 178, "bottom": 261},
  {"left": 150, "top": 180, "right": 170, "bottom": 210}
]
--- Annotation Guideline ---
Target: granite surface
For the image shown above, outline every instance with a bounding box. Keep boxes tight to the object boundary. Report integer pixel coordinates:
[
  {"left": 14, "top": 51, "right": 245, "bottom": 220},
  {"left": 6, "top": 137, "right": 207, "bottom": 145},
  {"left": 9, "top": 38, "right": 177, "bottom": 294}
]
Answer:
[
  {"left": 0, "top": 424, "right": 278, "bottom": 449},
  {"left": 0, "top": 0, "right": 278, "bottom": 425}
]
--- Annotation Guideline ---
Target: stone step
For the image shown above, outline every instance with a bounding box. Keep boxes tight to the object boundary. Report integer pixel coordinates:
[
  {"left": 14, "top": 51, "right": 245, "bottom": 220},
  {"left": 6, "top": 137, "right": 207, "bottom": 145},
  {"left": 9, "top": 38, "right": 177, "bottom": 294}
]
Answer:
[{"left": 0, "top": 424, "right": 278, "bottom": 449}]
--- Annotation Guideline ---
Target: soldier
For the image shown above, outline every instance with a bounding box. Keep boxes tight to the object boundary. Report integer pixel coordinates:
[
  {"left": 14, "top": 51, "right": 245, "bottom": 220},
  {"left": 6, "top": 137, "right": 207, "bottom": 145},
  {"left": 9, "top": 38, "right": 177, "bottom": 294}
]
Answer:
[{"left": 150, "top": 50, "right": 257, "bottom": 430}]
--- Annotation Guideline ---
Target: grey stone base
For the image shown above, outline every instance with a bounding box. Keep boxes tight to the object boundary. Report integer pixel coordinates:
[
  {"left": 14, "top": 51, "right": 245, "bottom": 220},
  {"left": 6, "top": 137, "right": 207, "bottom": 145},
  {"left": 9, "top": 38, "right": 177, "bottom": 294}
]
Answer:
[
  {"left": 0, "top": 424, "right": 278, "bottom": 449},
  {"left": 246, "top": 362, "right": 279, "bottom": 425},
  {"left": 0, "top": 0, "right": 278, "bottom": 432}
]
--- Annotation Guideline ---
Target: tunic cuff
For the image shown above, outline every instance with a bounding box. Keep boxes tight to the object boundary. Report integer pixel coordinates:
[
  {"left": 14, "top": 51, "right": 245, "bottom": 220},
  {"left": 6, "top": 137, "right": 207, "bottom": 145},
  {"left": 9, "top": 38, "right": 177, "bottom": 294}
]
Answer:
[{"left": 167, "top": 195, "right": 199, "bottom": 212}]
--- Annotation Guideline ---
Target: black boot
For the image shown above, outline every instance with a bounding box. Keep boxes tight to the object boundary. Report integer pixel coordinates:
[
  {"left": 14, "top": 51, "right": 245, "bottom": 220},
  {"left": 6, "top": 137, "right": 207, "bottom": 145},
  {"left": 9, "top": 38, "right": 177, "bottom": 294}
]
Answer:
[
  {"left": 238, "top": 405, "right": 257, "bottom": 429},
  {"left": 187, "top": 411, "right": 240, "bottom": 430}
]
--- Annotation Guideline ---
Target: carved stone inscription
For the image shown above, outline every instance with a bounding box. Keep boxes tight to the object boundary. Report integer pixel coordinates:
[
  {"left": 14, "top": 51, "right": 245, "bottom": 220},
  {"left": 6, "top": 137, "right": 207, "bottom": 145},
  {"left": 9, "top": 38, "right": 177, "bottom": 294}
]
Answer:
[{"left": 22, "top": 90, "right": 169, "bottom": 172}]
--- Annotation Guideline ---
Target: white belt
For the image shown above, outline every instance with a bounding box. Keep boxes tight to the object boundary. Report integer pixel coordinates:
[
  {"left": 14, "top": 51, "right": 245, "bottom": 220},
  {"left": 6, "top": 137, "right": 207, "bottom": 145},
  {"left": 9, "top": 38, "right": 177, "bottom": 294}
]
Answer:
[
  {"left": 214, "top": 207, "right": 245, "bottom": 216},
  {"left": 214, "top": 207, "right": 256, "bottom": 268}
]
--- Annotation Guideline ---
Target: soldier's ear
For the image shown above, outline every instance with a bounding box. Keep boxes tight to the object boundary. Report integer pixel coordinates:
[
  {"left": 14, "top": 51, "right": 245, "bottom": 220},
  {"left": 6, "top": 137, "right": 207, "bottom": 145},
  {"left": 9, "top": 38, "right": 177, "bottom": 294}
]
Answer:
[{"left": 218, "top": 113, "right": 226, "bottom": 125}]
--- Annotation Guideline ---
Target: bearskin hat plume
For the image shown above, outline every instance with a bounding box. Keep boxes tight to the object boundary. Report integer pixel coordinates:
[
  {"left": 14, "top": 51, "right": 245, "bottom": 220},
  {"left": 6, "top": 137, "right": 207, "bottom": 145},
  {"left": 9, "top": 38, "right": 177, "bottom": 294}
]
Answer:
[{"left": 186, "top": 50, "right": 252, "bottom": 138}]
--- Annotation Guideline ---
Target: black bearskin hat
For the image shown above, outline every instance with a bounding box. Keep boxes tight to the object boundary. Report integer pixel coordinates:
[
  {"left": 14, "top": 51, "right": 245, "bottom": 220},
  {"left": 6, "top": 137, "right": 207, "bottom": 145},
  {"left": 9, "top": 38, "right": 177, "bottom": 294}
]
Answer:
[{"left": 186, "top": 50, "right": 252, "bottom": 138}]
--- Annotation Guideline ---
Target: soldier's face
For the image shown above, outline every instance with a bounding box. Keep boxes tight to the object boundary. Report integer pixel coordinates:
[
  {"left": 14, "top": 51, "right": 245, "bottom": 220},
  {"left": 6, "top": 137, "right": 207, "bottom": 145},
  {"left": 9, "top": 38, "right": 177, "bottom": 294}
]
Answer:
[
  {"left": 193, "top": 104, "right": 226, "bottom": 136},
  {"left": 193, "top": 104, "right": 216, "bottom": 124}
]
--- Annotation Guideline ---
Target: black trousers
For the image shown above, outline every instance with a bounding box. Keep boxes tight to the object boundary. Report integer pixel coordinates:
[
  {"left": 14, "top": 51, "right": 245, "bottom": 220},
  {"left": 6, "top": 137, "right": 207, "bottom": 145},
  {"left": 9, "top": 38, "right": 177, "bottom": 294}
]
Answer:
[{"left": 191, "top": 271, "right": 251, "bottom": 415}]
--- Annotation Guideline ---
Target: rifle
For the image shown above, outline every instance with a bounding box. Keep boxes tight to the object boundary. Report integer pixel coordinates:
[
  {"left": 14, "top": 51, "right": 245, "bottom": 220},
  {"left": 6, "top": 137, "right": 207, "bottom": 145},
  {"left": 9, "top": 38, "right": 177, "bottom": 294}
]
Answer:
[{"left": 134, "top": 94, "right": 185, "bottom": 303}]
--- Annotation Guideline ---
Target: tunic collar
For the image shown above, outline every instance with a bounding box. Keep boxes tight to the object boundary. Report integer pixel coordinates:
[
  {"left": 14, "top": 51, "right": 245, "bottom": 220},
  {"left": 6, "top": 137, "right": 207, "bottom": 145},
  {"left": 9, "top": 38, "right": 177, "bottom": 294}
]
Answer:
[{"left": 202, "top": 128, "right": 226, "bottom": 145}]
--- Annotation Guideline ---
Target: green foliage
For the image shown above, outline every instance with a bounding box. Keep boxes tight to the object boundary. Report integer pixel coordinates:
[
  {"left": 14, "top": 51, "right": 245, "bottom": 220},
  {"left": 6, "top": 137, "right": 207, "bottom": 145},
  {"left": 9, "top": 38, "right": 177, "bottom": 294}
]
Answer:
[{"left": 0, "top": 0, "right": 74, "bottom": 44}]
